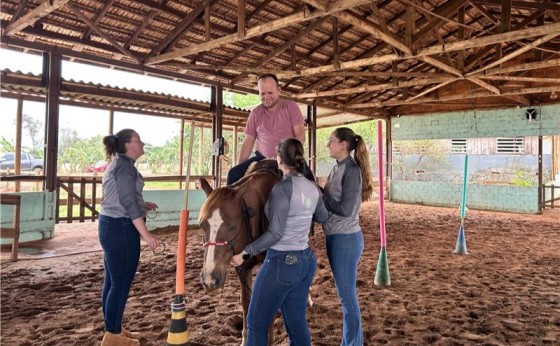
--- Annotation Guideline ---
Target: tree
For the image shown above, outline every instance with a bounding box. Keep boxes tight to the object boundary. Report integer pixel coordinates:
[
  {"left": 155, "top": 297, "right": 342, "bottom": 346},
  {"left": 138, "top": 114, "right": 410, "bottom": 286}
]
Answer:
[
  {"left": 22, "top": 114, "right": 44, "bottom": 155},
  {"left": 392, "top": 139, "right": 448, "bottom": 180}
]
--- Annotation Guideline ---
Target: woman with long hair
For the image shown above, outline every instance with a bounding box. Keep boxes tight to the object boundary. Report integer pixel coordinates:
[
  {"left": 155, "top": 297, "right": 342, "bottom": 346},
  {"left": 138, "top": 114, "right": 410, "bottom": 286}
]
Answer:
[
  {"left": 323, "top": 127, "right": 373, "bottom": 346},
  {"left": 231, "top": 138, "right": 328, "bottom": 345}
]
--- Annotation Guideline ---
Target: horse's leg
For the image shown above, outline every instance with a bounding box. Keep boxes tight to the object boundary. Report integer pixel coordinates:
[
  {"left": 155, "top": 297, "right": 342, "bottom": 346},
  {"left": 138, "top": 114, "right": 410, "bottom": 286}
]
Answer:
[{"left": 237, "top": 268, "right": 252, "bottom": 346}]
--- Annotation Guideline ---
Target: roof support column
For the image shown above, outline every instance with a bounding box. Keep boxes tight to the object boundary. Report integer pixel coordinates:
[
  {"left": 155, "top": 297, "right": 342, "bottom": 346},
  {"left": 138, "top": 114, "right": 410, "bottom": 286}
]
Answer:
[
  {"left": 211, "top": 83, "right": 223, "bottom": 187},
  {"left": 44, "top": 50, "right": 61, "bottom": 192},
  {"left": 306, "top": 104, "right": 317, "bottom": 176}
]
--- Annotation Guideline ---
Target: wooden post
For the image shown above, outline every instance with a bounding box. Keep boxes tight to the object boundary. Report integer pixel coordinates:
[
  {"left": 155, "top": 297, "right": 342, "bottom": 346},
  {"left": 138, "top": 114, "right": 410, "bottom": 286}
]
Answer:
[
  {"left": 179, "top": 119, "right": 185, "bottom": 189},
  {"left": 45, "top": 51, "right": 62, "bottom": 192},
  {"left": 15, "top": 98, "right": 23, "bottom": 192},
  {"left": 109, "top": 109, "right": 114, "bottom": 134},
  {"left": 199, "top": 126, "right": 203, "bottom": 176}
]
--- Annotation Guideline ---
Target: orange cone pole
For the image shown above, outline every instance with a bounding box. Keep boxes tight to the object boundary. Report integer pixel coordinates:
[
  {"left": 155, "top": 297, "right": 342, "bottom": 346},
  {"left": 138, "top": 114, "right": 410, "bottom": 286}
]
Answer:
[
  {"left": 166, "top": 209, "right": 189, "bottom": 346},
  {"left": 166, "top": 122, "right": 195, "bottom": 345}
]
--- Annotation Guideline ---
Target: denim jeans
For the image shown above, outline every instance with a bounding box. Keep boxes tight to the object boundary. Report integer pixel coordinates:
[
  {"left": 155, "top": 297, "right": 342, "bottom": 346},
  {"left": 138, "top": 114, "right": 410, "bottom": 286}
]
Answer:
[
  {"left": 246, "top": 247, "right": 317, "bottom": 346},
  {"left": 98, "top": 215, "right": 141, "bottom": 334},
  {"left": 226, "top": 151, "right": 316, "bottom": 185},
  {"left": 326, "top": 231, "right": 364, "bottom": 346},
  {"left": 226, "top": 152, "right": 266, "bottom": 185}
]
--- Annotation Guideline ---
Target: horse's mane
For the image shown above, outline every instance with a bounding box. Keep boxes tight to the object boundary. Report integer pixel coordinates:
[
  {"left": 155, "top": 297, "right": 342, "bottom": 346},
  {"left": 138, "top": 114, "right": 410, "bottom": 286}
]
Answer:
[
  {"left": 198, "top": 187, "right": 237, "bottom": 222},
  {"left": 198, "top": 170, "right": 281, "bottom": 224}
]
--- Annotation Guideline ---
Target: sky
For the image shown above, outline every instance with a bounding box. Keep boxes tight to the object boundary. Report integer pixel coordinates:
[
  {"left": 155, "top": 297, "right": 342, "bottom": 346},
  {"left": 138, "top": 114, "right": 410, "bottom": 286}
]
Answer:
[{"left": 0, "top": 48, "right": 213, "bottom": 147}]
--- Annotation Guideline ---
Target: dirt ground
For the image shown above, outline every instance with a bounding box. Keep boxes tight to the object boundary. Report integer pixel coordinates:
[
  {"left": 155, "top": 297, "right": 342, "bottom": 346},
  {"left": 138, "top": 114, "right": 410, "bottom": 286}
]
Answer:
[{"left": 1, "top": 202, "right": 558, "bottom": 346}]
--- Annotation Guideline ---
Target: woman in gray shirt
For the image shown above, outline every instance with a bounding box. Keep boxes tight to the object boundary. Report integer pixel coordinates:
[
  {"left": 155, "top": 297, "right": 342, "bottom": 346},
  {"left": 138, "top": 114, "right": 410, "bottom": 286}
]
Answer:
[
  {"left": 98, "top": 129, "right": 160, "bottom": 346},
  {"left": 231, "top": 138, "right": 328, "bottom": 346},
  {"left": 323, "top": 127, "right": 374, "bottom": 346}
]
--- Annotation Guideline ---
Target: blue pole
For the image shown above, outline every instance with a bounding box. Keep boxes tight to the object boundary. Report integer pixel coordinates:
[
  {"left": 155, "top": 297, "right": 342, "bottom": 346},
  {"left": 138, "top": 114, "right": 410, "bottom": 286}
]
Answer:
[{"left": 460, "top": 155, "right": 468, "bottom": 219}]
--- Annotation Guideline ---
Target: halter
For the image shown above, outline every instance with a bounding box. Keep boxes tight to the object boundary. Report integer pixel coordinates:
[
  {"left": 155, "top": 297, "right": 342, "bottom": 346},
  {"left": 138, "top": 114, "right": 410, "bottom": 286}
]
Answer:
[{"left": 202, "top": 200, "right": 256, "bottom": 253}]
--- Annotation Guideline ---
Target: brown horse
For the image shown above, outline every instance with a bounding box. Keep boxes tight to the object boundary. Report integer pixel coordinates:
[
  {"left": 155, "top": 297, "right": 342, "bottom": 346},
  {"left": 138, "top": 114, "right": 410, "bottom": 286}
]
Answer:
[{"left": 198, "top": 167, "right": 281, "bottom": 346}]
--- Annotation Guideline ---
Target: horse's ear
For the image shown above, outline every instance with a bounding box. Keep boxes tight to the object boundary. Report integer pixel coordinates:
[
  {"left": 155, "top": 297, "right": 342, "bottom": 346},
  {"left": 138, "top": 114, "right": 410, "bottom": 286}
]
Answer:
[{"left": 197, "top": 178, "right": 213, "bottom": 196}]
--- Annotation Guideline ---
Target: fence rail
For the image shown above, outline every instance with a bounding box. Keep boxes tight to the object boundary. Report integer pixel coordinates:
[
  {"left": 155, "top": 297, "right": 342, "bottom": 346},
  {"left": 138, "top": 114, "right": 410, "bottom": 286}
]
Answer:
[
  {"left": 541, "top": 184, "right": 558, "bottom": 209},
  {"left": 55, "top": 175, "right": 212, "bottom": 223}
]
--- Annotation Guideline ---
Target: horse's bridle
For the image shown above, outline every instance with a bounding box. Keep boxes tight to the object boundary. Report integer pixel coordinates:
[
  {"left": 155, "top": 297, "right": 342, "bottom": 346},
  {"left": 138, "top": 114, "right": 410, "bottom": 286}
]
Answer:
[{"left": 202, "top": 201, "right": 256, "bottom": 254}]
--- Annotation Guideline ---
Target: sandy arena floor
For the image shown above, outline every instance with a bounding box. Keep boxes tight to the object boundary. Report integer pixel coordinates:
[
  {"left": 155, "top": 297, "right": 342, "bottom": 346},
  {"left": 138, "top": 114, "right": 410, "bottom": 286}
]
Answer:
[{"left": 1, "top": 202, "right": 559, "bottom": 346}]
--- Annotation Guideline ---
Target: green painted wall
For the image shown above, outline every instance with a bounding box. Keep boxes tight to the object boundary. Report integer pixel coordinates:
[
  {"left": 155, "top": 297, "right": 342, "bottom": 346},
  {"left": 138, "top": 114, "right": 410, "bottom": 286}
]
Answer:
[
  {"left": 390, "top": 181, "right": 538, "bottom": 214},
  {"left": 1, "top": 192, "right": 56, "bottom": 244},
  {"left": 0, "top": 190, "right": 207, "bottom": 245},
  {"left": 143, "top": 189, "right": 206, "bottom": 230},
  {"left": 392, "top": 104, "right": 560, "bottom": 140}
]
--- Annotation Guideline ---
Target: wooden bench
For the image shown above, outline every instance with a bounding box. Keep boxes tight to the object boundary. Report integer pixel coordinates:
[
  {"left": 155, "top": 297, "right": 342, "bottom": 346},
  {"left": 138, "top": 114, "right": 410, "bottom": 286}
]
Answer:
[{"left": 0, "top": 194, "right": 22, "bottom": 261}]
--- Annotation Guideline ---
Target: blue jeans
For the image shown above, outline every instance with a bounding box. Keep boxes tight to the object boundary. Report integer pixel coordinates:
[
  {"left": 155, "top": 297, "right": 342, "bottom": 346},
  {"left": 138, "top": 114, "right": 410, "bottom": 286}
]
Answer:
[
  {"left": 326, "top": 232, "right": 364, "bottom": 346},
  {"left": 226, "top": 152, "right": 266, "bottom": 185},
  {"left": 246, "top": 247, "right": 317, "bottom": 346},
  {"left": 227, "top": 151, "right": 316, "bottom": 185},
  {"left": 98, "top": 215, "right": 141, "bottom": 334}
]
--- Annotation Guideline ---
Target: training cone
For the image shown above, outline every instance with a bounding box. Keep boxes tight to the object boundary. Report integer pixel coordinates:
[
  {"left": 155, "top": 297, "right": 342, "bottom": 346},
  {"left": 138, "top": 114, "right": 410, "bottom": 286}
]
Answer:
[
  {"left": 166, "top": 295, "right": 189, "bottom": 346},
  {"left": 453, "top": 224, "right": 469, "bottom": 254},
  {"left": 374, "top": 247, "right": 391, "bottom": 287}
]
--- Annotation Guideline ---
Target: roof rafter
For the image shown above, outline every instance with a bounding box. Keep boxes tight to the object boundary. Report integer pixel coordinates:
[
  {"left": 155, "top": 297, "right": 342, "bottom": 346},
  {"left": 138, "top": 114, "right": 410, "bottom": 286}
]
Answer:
[
  {"left": 5, "top": 0, "right": 70, "bottom": 36},
  {"left": 144, "top": 0, "right": 372, "bottom": 65}
]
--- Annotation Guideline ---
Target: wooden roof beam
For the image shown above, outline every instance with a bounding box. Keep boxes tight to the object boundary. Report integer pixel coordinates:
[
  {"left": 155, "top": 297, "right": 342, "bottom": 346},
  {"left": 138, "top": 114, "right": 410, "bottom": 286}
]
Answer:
[
  {"left": 486, "top": 58, "right": 560, "bottom": 75},
  {"left": 145, "top": 0, "right": 372, "bottom": 65},
  {"left": 4, "top": 0, "right": 70, "bottom": 36},
  {"left": 347, "top": 84, "right": 560, "bottom": 109},
  {"left": 231, "top": 17, "right": 329, "bottom": 83},
  {"left": 65, "top": 3, "right": 141, "bottom": 63},
  {"left": 8, "top": 0, "right": 28, "bottom": 26},
  {"left": 296, "top": 77, "right": 455, "bottom": 98},
  {"left": 471, "top": 0, "right": 560, "bottom": 12},
  {"left": 278, "top": 22, "right": 560, "bottom": 81},
  {"left": 147, "top": 0, "right": 216, "bottom": 58},
  {"left": 467, "top": 32, "right": 560, "bottom": 76},
  {"left": 80, "top": 0, "right": 116, "bottom": 40}
]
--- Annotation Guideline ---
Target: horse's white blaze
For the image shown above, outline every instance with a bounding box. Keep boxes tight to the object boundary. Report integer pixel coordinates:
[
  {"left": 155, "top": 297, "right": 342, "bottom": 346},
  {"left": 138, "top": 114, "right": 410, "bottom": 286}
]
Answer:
[{"left": 202, "top": 209, "right": 224, "bottom": 285}]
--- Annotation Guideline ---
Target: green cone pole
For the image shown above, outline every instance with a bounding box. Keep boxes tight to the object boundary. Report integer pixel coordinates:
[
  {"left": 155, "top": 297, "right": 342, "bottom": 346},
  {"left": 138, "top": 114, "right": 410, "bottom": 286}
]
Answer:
[{"left": 374, "top": 247, "right": 391, "bottom": 287}]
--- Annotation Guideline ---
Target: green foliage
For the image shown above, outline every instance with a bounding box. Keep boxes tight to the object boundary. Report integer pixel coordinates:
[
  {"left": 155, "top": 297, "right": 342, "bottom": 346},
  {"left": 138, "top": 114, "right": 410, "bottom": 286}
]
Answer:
[
  {"left": 315, "top": 120, "right": 379, "bottom": 176},
  {"left": 223, "top": 91, "right": 260, "bottom": 109},
  {"left": 392, "top": 139, "right": 448, "bottom": 180},
  {"left": 0, "top": 137, "right": 15, "bottom": 152},
  {"left": 58, "top": 134, "right": 106, "bottom": 173}
]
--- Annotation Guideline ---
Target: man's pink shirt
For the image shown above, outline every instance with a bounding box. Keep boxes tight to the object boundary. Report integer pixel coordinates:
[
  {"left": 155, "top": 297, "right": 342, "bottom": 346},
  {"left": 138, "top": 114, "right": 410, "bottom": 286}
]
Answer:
[{"left": 244, "top": 99, "right": 304, "bottom": 157}]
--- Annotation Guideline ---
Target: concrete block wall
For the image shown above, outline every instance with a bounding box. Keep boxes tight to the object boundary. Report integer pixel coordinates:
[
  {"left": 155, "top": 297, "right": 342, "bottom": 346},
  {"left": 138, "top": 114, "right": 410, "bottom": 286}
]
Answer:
[
  {"left": 388, "top": 104, "right": 559, "bottom": 213},
  {"left": 392, "top": 104, "right": 560, "bottom": 140},
  {"left": 1, "top": 191, "right": 56, "bottom": 244},
  {"left": 390, "top": 181, "right": 539, "bottom": 214}
]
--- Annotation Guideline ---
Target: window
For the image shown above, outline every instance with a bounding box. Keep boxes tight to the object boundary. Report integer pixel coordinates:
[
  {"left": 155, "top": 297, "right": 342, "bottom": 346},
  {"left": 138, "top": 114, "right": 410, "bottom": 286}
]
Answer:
[
  {"left": 451, "top": 139, "right": 467, "bottom": 154},
  {"left": 496, "top": 137, "right": 524, "bottom": 154}
]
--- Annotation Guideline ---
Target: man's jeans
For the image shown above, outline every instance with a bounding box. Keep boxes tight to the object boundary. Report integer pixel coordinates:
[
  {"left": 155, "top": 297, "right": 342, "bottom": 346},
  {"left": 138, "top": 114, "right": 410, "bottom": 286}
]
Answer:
[
  {"left": 98, "top": 215, "right": 140, "bottom": 334},
  {"left": 246, "top": 247, "right": 317, "bottom": 346},
  {"left": 326, "top": 231, "right": 364, "bottom": 346},
  {"left": 227, "top": 151, "right": 316, "bottom": 185}
]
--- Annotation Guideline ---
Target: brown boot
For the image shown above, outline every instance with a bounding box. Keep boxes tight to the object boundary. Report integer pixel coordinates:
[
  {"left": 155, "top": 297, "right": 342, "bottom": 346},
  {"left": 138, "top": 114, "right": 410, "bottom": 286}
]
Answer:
[
  {"left": 101, "top": 331, "right": 140, "bottom": 346},
  {"left": 121, "top": 327, "right": 141, "bottom": 340}
]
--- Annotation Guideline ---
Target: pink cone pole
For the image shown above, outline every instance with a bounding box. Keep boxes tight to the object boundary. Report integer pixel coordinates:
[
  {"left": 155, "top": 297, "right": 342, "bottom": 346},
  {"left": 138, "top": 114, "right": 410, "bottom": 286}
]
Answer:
[
  {"left": 374, "top": 120, "right": 391, "bottom": 286},
  {"left": 377, "top": 120, "right": 386, "bottom": 248}
]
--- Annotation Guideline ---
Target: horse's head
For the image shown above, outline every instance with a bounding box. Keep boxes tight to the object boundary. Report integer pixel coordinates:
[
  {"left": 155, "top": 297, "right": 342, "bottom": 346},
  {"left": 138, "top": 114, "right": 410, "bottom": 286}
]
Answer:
[{"left": 197, "top": 171, "right": 280, "bottom": 291}]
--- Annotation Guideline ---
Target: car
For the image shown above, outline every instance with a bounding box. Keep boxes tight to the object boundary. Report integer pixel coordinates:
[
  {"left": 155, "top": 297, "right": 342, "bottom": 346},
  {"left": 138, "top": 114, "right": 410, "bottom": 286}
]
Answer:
[
  {"left": 85, "top": 160, "right": 109, "bottom": 173},
  {"left": 0, "top": 152, "right": 44, "bottom": 173}
]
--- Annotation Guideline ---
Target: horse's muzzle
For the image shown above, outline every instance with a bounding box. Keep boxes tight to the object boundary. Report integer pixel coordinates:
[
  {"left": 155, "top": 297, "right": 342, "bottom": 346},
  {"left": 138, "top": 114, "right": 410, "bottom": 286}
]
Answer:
[{"left": 200, "top": 270, "right": 226, "bottom": 291}]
